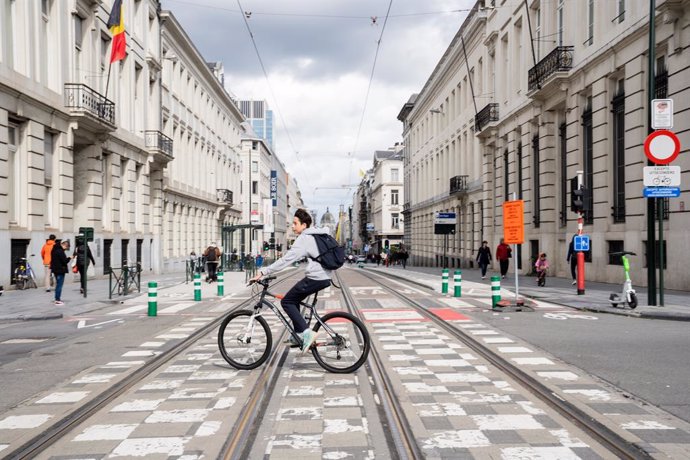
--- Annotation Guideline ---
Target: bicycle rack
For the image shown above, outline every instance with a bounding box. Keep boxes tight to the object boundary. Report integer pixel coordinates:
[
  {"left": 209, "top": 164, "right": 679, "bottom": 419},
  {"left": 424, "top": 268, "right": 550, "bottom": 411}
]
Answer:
[{"left": 108, "top": 262, "right": 142, "bottom": 299}]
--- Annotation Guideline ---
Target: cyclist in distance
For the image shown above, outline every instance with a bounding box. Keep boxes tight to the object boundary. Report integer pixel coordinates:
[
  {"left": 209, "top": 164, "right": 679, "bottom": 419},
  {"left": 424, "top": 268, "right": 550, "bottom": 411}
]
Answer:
[{"left": 250, "top": 208, "right": 332, "bottom": 353}]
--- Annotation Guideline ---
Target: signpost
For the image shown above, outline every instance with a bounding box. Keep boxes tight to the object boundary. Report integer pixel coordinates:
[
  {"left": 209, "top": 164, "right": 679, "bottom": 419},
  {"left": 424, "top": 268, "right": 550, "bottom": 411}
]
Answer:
[
  {"left": 502, "top": 199, "right": 524, "bottom": 305},
  {"left": 434, "top": 212, "right": 456, "bottom": 268}
]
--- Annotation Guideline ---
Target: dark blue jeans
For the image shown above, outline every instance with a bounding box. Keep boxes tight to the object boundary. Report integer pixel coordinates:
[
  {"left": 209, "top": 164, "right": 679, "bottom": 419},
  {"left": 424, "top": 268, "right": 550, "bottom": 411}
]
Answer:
[
  {"left": 55, "top": 274, "right": 65, "bottom": 301},
  {"left": 281, "top": 277, "right": 331, "bottom": 333}
]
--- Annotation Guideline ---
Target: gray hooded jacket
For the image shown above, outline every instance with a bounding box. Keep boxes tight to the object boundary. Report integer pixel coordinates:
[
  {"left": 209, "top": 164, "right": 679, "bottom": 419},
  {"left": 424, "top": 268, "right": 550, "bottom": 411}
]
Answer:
[{"left": 260, "top": 227, "right": 332, "bottom": 280}]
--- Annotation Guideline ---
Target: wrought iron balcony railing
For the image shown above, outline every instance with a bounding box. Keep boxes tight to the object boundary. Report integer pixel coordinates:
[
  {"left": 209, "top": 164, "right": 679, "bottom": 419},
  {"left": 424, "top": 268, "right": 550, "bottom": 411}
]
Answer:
[
  {"left": 144, "top": 130, "right": 174, "bottom": 159},
  {"left": 64, "top": 83, "right": 115, "bottom": 125},
  {"left": 449, "top": 175, "right": 469, "bottom": 195},
  {"left": 475, "top": 103, "right": 498, "bottom": 132},
  {"left": 216, "top": 189, "right": 233, "bottom": 206},
  {"left": 528, "top": 46, "right": 574, "bottom": 92}
]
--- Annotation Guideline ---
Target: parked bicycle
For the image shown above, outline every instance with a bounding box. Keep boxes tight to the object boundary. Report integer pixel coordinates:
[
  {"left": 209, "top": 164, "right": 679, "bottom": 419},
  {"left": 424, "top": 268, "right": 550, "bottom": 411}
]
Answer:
[
  {"left": 13, "top": 256, "right": 38, "bottom": 290},
  {"left": 109, "top": 262, "right": 142, "bottom": 296},
  {"left": 218, "top": 276, "right": 370, "bottom": 373}
]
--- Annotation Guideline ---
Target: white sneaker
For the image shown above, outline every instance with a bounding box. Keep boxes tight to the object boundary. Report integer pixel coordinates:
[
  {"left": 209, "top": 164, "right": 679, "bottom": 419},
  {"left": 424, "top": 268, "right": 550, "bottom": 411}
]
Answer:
[
  {"left": 300, "top": 329, "right": 318, "bottom": 354},
  {"left": 481, "top": 276, "right": 486, "bottom": 279},
  {"left": 572, "top": 280, "right": 577, "bottom": 285}
]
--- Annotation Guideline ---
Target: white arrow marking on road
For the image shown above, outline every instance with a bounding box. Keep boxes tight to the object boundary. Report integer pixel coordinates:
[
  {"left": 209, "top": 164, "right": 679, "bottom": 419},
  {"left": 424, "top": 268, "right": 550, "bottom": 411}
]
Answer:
[
  {"left": 77, "top": 318, "right": 123, "bottom": 329},
  {"left": 543, "top": 313, "right": 597, "bottom": 320}
]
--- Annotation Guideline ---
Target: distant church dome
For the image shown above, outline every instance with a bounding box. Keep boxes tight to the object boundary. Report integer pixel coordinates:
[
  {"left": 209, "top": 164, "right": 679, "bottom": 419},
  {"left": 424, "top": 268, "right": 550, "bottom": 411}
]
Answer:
[{"left": 320, "top": 208, "right": 335, "bottom": 226}]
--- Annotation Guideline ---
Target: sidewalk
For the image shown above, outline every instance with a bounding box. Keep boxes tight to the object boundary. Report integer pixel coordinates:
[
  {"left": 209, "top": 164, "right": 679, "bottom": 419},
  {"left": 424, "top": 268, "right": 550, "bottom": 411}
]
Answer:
[
  {"left": 364, "top": 263, "right": 690, "bottom": 321},
  {"left": 0, "top": 270, "right": 249, "bottom": 322}
]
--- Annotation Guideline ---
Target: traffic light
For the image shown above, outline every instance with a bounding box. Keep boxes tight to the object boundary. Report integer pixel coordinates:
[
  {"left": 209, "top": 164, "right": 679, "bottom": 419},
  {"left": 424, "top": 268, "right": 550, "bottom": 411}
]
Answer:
[
  {"left": 263, "top": 241, "right": 269, "bottom": 251},
  {"left": 570, "top": 177, "right": 584, "bottom": 213}
]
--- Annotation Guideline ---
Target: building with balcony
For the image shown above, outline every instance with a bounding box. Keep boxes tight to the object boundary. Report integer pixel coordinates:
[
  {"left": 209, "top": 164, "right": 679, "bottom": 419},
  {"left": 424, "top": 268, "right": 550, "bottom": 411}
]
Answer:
[{"left": 398, "top": 0, "right": 690, "bottom": 289}]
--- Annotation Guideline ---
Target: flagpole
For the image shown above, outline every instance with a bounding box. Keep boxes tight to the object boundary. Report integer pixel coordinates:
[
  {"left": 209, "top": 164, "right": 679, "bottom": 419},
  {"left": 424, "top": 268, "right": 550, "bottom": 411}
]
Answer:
[{"left": 104, "top": 62, "right": 112, "bottom": 100}]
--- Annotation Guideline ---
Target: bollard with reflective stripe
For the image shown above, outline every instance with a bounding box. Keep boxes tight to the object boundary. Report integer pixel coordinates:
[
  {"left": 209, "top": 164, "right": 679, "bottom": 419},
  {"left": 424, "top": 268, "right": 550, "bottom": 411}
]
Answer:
[
  {"left": 148, "top": 281, "right": 158, "bottom": 317},
  {"left": 454, "top": 270, "right": 462, "bottom": 297},
  {"left": 217, "top": 271, "right": 224, "bottom": 296},
  {"left": 491, "top": 275, "right": 501, "bottom": 307},
  {"left": 441, "top": 269, "right": 449, "bottom": 294},
  {"left": 194, "top": 273, "right": 201, "bottom": 301}
]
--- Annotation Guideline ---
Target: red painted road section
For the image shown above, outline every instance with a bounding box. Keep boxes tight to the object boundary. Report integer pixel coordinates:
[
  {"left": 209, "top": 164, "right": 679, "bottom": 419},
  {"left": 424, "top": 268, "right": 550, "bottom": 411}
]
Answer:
[{"left": 428, "top": 308, "right": 470, "bottom": 321}]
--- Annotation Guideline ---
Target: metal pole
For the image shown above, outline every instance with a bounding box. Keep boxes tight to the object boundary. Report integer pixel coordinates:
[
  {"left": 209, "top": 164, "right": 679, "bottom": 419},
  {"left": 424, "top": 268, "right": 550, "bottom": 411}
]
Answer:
[
  {"left": 647, "top": 0, "right": 657, "bottom": 305},
  {"left": 576, "top": 171, "right": 585, "bottom": 295},
  {"left": 248, "top": 146, "right": 252, "bottom": 257},
  {"left": 658, "top": 199, "right": 664, "bottom": 306},
  {"left": 513, "top": 193, "right": 519, "bottom": 303}
]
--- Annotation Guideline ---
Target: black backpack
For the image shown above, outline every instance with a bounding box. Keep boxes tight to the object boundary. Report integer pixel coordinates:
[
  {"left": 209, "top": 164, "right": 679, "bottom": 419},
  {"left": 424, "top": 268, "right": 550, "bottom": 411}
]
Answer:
[
  {"left": 205, "top": 246, "right": 217, "bottom": 262},
  {"left": 310, "top": 234, "right": 346, "bottom": 270}
]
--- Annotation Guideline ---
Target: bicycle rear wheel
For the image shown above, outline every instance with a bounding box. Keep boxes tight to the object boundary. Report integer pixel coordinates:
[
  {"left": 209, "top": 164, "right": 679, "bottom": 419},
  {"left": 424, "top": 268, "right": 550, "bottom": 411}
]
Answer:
[
  {"left": 218, "top": 309, "right": 272, "bottom": 370},
  {"left": 311, "top": 311, "right": 370, "bottom": 373},
  {"left": 14, "top": 272, "right": 26, "bottom": 290}
]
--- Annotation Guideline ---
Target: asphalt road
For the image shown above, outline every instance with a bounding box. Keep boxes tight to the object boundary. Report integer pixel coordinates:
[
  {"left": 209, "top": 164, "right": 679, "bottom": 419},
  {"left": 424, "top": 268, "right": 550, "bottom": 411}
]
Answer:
[{"left": 472, "top": 308, "right": 690, "bottom": 423}]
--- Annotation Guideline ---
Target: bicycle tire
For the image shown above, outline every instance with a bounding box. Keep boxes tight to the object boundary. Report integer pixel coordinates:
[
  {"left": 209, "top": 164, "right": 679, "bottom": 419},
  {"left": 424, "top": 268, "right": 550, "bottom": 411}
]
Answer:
[
  {"left": 311, "top": 311, "right": 370, "bottom": 374},
  {"left": 27, "top": 272, "right": 37, "bottom": 289},
  {"left": 14, "top": 271, "right": 26, "bottom": 290},
  {"left": 116, "top": 280, "right": 125, "bottom": 296},
  {"left": 218, "top": 309, "right": 272, "bottom": 370}
]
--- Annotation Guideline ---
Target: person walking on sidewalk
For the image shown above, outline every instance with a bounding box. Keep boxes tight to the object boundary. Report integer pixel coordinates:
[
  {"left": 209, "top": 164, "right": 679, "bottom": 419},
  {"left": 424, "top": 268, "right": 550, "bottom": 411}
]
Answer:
[
  {"left": 566, "top": 234, "right": 578, "bottom": 285},
  {"left": 204, "top": 243, "right": 221, "bottom": 283},
  {"left": 50, "top": 239, "right": 71, "bottom": 305},
  {"left": 249, "top": 208, "right": 332, "bottom": 353},
  {"left": 496, "top": 238, "right": 512, "bottom": 279},
  {"left": 41, "top": 234, "right": 56, "bottom": 292},
  {"left": 73, "top": 239, "right": 96, "bottom": 294},
  {"left": 476, "top": 241, "right": 492, "bottom": 279}
]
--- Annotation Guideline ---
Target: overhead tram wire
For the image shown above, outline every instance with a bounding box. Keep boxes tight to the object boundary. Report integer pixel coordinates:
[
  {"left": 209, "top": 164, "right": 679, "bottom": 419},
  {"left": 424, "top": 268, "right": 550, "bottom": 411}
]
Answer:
[{"left": 235, "top": 0, "right": 302, "bottom": 164}]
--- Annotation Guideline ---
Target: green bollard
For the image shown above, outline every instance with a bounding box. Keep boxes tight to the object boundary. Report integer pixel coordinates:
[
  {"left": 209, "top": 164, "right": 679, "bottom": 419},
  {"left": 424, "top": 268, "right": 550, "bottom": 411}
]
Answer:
[
  {"left": 454, "top": 270, "right": 462, "bottom": 297},
  {"left": 194, "top": 273, "right": 201, "bottom": 301},
  {"left": 441, "top": 268, "right": 449, "bottom": 294},
  {"left": 147, "top": 281, "right": 158, "bottom": 317},
  {"left": 217, "top": 270, "right": 224, "bottom": 296},
  {"left": 491, "top": 275, "right": 501, "bottom": 308}
]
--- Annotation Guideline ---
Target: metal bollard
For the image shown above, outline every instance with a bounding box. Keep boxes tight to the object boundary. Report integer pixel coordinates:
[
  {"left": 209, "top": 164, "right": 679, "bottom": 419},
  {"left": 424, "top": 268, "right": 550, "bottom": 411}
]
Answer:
[
  {"left": 147, "top": 281, "right": 158, "bottom": 317},
  {"left": 194, "top": 273, "right": 201, "bottom": 301},
  {"left": 217, "top": 270, "right": 224, "bottom": 296},
  {"left": 454, "top": 270, "right": 462, "bottom": 297},
  {"left": 441, "top": 268, "right": 449, "bottom": 294},
  {"left": 491, "top": 275, "right": 501, "bottom": 307}
]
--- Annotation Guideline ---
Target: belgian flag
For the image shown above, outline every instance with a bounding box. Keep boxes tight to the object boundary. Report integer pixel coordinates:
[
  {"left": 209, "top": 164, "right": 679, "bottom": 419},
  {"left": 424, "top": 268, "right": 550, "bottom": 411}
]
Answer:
[{"left": 107, "top": 0, "right": 126, "bottom": 63}]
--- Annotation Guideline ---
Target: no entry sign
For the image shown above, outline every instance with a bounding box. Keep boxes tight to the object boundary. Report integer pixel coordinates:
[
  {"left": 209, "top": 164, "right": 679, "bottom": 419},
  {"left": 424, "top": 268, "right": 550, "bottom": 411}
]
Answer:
[{"left": 644, "top": 130, "right": 681, "bottom": 165}]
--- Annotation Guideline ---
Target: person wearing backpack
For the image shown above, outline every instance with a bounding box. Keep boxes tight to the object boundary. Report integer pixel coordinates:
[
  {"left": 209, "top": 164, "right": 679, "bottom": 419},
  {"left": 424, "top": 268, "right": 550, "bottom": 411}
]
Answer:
[
  {"left": 204, "top": 243, "right": 221, "bottom": 283},
  {"left": 250, "top": 208, "right": 342, "bottom": 353}
]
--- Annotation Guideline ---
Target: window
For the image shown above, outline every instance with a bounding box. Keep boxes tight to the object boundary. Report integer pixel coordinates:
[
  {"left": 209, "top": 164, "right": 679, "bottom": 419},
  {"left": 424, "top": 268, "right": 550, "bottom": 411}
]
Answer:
[
  {"left": 582, "top": 97, "right": 594, "bottom": 224},
  {"left": 532, "top": 134, "right": 540, "bottom": 227},
  {"left": 251, "top": 141, "right": 258, "bottom": 150},
  {"left": 8, "top": 124, "right": 19, "bottom": 223},
  {"left": 559, "top": 123, "right": 567, "bottom": 227},
  {"left": 517, "top": 142, "right": 523, "bottom": 199},
  {"left": 44, "top": 132, "right": 54, "bottom": 185},
  {"left": 612, "top": 80, "right": 625, "bottom": 223},
  {"left": 3, "top": 0, "right": 15, "bottom": 66},
  {"left": 608, "top": 241, "right": 624, "bottom": 265},
  {"left": 503, "top": 149, "right": 509, "bottom": 202},
  {"left": 41, "top": 0, "right": 50, "bottom": 16},
  {"left": 534, "top": 7, "right": 541, "bottom": 59},
  {"left": 586, "top": 0, "right": 594, "bottom": 46},
  {"left": 100, "top": 35, "right": 110, "bottom": 71},
  {"left": 391, "top": 213, "right": 400, "bottom": 229},
  {"left": 391, "top": 189, "right": 399, "bottom": 205},
  {"left": 557, "top": 0, "right": 565, "bottom": 46},
  {"left": 74, "top": 14, "right": 84, "bottom": 49},
  {"left": 617, "top": 0, "right": 625, "bottom": 23},
  {"left": 252, "top": 181, "right": 258, "bottom": 194},
  {"left": 251, "top": 161, "right": 258, "bottom": 173},
  {"left": 391, "top": 168, "right": 400, "bottom": 182}
]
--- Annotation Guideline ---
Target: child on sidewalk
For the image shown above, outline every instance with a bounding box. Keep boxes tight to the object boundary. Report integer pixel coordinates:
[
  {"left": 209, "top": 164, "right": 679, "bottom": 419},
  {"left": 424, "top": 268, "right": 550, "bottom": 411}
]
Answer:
[{"left": 535, "top": 252, "right": 549, "bottom": 287}]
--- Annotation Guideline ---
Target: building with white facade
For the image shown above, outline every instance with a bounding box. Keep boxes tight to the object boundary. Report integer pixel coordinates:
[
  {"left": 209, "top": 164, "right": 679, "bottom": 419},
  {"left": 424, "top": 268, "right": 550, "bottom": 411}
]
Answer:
[
  {"left": 369, "top": 149, "right": 404, "bottom": 254},
  {"left": 398, "top": 0, "right": 690, "bottom": 290}
]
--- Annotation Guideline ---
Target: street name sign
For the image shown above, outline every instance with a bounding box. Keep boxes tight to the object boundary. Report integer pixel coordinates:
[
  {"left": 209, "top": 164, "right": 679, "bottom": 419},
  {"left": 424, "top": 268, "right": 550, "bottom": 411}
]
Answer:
[
  {"left": 502, "top": 200, "right": 524, "bottom": 244},
  {"left": 644, "top": 130, "right": 681, "bottom": 165},
  {"left": 434, "top": 212, "right": 456, "bottom": 235},
  {"left": 643, "top": 165, "right": 680, "bottom": 187},
  {"left": 643, "top": 187, "right": 681, "bottom": 198},
  {"left": 574, "top": 235, "right": 590, "bottom": 252}
]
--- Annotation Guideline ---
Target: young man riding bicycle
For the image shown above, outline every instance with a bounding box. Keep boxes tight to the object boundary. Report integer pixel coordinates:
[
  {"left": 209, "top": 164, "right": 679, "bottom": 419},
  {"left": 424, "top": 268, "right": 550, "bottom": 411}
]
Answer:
[{"left": 250, "top": 208, "right": 332, "bottom": 353}]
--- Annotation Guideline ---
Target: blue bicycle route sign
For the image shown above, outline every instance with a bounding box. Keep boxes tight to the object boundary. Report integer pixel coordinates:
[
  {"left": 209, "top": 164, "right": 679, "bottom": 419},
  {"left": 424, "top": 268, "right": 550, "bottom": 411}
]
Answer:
[{"left": 574, "top": 235, "right": 590, "bottom": 252}]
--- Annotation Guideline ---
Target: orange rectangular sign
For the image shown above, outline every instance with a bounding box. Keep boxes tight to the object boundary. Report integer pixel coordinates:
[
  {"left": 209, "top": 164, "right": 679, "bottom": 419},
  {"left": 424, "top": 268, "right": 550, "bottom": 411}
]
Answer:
[{"left": 503, "top": 200, "right": 525, "bottom": 244}]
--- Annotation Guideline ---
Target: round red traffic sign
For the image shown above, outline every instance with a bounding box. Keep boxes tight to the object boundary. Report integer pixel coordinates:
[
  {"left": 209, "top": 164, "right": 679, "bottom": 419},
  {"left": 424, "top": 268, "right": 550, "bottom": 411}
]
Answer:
[{"left": 644, "top": 130, "right": 680, "bottom": 165}]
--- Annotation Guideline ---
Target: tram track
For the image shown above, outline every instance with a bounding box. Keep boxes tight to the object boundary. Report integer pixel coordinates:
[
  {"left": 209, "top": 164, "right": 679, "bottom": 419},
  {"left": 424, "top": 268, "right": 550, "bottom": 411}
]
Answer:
[
  {"left": 3, "top": 273, "right": 296, "bottom": 460},
  {"left": 355, "top": 267, "right": 652, "bottom": 460}
]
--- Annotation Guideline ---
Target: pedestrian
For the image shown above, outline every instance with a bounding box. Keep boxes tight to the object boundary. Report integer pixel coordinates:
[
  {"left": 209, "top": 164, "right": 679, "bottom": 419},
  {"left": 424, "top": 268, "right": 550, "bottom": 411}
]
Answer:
[
  {"left": 535, "top": 252, "right": 550, "bottom": 286},
  {"left": 496, "top": 238, "right": 512, "bottom": 279},
  {"left": 566, "top": 234, "right": 577, "bottom": 285},
  {"left": 73, "top": 238, "right": 96, "bottom": 294},
  {"left": 204, "top": 242, "right": 221, "bottom": 282},
  {"left": 250, "top": 209, "right": 333, "bottom": 353},
  {"left": 376, "top": 253, "right": 381, "bottom": 266},
  {"left": 476, "top": 240, "right": 492, "bottom": 279},
  {"left": 41, "top": 234, "right": 56, "bottom": 292},
  {"left": 381, "top": 251, "right": 388, "bottom": 267},
  {"left": 50, "top": 238, "right": 71, "bottom": 305},
  {"left": 256, "top": 253, "right": 264, "bottom": 269},
  {"left": 400, "top": 248, "right": 409, "bottom": 269}
]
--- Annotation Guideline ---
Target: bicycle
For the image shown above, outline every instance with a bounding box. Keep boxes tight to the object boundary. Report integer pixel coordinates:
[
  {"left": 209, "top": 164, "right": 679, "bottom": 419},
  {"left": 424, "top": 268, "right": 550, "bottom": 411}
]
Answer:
[
  {"left": 218, "top": 275, "right": 370, "bottom": 373},
  {"left": 113, "top": 262, "right": 141, "bottom": 295},
  {"left": 13, "top": 257, "right": 38, "bottom": 290}
]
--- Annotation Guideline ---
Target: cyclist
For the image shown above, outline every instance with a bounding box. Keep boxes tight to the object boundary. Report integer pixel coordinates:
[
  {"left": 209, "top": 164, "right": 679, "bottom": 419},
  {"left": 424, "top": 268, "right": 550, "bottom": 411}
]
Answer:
[
  {"left": 250, "top": 208, "right": 331, "bottom": 353},
  {"left": 535, "top": 252, "right": 549, "bottom": 286},
  {"left": 41, "top": 234, "right": 56, "bottom": 292}
]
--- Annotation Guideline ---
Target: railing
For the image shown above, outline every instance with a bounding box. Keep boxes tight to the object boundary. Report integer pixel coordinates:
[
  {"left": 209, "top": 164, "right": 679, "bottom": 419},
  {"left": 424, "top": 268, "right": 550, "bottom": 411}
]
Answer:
[
  {"left": 528, "top": 46, "right": 574, "bottom": 92},
  {"left": 450, "top": 175, "right": 469, "bottom": 194},
  {"left": 216, "top": 188, "right": 233, "bottom": 206},
  {"left": 64, "top": 83, "right": 115, "bottom": 125},
  {"left": 475, "top": 103, "right": 498, "bottom": 132},
  {"left": 144, "top": 130, "right": 174, "bottom": 158},
  {"left": 108, "top": 261, "right": 141, "bottom": 299},
  {"left": 655, "top": 70, "right": 668, "bottom": 99}
]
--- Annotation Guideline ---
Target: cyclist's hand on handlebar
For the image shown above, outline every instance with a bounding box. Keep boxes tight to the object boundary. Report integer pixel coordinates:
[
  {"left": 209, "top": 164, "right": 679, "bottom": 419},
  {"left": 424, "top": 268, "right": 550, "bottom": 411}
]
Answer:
[{"left": 248, "top": 273, "right": 263, "bottom": 285}]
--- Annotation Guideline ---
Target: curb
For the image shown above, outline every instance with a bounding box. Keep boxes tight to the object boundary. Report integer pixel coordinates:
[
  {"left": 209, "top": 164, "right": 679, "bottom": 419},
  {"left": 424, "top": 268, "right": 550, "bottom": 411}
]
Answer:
[{"left": 0, "top": 313, "right": 64, "bottom": 322}]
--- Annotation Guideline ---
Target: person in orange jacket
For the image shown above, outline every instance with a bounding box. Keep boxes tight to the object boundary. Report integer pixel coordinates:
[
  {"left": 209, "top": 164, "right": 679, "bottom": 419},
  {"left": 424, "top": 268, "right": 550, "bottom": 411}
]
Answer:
[{"left": 40, "top": 234, "right": 56, "bottom": 292}]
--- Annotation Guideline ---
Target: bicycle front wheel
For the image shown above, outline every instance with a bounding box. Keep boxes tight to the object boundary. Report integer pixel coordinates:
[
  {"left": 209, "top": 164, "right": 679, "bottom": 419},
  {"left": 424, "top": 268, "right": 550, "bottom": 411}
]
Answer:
[
  {"left": 312, "top": 311, "right": 370, "bottom": 373},
  {"left": 14, "top": 273, "right": 26, "bottom": 290},
  {"left": 218, "top": 309, "right": 272, "bottom": 370}
]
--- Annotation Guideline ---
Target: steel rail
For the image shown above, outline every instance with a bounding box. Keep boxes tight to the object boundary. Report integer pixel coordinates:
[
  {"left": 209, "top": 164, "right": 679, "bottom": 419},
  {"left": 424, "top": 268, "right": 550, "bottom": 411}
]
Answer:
[
  {"left": 335, "top": 271, "right": 425, "bottom": 460},
  {"left": 4, "top": 274, "right": 296, "bottom": 460},
  {"left": 359, "top": 268, "right": 653, "bottom": 460}
]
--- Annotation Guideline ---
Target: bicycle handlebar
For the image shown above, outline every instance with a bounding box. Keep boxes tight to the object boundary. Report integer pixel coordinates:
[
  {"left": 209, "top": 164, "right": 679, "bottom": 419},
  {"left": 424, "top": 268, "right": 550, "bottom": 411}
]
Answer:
[
  {"left": 249, "top": 275, "right": 277, "bottom": 287},
  {"left": 609, "top": 251, "right": 637, "bottom": 256}
]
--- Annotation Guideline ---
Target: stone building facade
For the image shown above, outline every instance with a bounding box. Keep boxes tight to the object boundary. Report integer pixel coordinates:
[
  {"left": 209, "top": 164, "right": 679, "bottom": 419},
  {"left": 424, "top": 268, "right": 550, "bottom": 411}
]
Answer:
[{"left": 399, "top": 0, "right": 690, "bottom": 289}]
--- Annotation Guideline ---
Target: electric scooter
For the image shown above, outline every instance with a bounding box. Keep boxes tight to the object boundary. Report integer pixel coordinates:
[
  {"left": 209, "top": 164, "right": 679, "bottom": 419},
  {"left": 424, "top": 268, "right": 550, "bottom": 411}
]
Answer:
[{"left": 609, "top": 251, "right": 638, "bottom": 309}]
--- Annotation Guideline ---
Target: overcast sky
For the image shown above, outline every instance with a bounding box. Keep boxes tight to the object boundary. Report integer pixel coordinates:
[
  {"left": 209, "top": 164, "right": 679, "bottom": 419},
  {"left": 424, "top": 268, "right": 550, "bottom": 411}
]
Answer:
[{"left": 162, "top": 0, "right": 473, "bottom": 222}]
